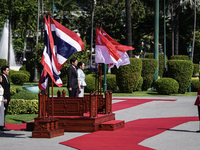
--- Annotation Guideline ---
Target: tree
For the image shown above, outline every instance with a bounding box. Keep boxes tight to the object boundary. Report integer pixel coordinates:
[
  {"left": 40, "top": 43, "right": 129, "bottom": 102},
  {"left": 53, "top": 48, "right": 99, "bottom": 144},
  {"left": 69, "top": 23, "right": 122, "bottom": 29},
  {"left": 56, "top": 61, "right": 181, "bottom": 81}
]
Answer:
[
  {"left": 125, "top": 0, "right": 132, "bottom": 57},
  {"left": 0, "top": 0, "right": 9, "bottom": 37},
  {"left": 182, "top": 0, "right": 200, "bottom": 61},
  {"left": 12, "top": 0, "right": 38, "bottom": 52}
]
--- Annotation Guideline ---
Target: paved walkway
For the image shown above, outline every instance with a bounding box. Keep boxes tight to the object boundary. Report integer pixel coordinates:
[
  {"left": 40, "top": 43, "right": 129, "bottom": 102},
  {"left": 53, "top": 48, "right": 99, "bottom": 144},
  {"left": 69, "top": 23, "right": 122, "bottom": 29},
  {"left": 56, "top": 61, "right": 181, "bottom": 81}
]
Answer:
[{"left": 0, "top": 96, "right": 199, "bottom": 150}]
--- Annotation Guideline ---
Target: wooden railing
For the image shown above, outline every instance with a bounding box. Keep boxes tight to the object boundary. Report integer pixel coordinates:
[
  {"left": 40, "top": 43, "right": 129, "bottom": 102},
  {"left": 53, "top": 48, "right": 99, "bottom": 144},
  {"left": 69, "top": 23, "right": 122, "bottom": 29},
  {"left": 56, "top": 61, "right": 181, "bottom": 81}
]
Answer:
[{"left": 38, "top": 90, "right": 112, "bottom": 118}]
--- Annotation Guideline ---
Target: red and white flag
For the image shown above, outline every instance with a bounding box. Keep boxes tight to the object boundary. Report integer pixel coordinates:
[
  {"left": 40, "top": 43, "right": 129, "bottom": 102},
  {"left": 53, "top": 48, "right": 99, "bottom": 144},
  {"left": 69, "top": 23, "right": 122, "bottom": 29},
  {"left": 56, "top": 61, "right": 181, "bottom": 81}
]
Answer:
[
  {"left": 95, "top": 27, "right": 120, "bottom": 64},
  {"left": 101, "top": 28, "right": 134, "bottom": 68}
]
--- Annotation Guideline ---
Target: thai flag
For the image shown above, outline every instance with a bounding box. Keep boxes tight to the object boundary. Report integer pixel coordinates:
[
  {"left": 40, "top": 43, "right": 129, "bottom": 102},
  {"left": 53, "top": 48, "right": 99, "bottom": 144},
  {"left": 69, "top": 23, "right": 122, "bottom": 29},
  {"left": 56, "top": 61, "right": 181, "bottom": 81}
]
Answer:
[
  {"left": 101, "top": 28, "right": 134, "bottom": 69},
  {"left": 39, "top": 17, "right": 63, "bottom": 90},
  {"left": 50, "top": 17, "right": 84, "bottom": 65},
  {"left": 39, "top": 17, "right": 84, "bottom": 90},
  {"left": 95, "top": 27, "right": 120, "bottom": 65}
]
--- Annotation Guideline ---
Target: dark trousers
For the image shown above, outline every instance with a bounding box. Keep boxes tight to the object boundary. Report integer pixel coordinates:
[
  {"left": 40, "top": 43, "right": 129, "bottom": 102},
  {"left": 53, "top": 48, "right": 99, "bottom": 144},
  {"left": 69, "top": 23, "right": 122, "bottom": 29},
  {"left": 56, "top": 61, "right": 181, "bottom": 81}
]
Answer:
[
  {"left": 4, "top": 100, "right": 9, "bottom": 116},
  {"left": 68, "top": 88, "right": 77, "bottom": 97}
]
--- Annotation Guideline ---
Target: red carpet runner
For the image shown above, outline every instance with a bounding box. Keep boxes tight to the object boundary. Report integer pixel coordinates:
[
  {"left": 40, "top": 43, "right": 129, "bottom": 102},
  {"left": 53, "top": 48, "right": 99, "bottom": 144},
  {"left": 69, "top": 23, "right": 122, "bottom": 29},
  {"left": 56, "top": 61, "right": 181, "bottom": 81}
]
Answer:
[
  {"left": 59, "top": 98, "right": 198, "bottom": 150},
  {"left": 5, "top": 98, "right": 198, "bottom": 150},
  {"left": 5, "top": 123, "right": 27, "bottom": 130},
  {"left": 60, "top": 117, "right": 198, "bottom": 150}
]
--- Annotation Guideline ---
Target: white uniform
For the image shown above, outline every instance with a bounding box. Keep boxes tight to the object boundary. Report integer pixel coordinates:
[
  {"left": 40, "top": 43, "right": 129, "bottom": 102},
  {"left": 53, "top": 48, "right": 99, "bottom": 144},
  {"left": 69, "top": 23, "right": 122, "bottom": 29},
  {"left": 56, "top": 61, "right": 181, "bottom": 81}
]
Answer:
[
  {"left": 77, "top": 68, "right": 87, "bottom": 97},
  {"left": 0, "top": 85, "right": 4, "bottom": 126}
]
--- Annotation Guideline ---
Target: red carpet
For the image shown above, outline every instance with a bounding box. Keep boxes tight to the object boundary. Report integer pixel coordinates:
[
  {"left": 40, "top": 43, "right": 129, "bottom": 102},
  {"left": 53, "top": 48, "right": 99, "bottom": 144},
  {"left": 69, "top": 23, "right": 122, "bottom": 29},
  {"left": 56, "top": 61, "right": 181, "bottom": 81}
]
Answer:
[
  {"left": 6, "top": 98, "right": 194, "bottom": 150},
  {"left": 5, "top": 123, "right": 27, "bottom": 130},
  {"left": 112, "top": 98, "right": 176, "bottom": 111},
  {"left": 59, "top": 98, "right": 194, "bottom": 150},
  {"left": 60, "top": 117, "right": 199, "bottom": 150}
]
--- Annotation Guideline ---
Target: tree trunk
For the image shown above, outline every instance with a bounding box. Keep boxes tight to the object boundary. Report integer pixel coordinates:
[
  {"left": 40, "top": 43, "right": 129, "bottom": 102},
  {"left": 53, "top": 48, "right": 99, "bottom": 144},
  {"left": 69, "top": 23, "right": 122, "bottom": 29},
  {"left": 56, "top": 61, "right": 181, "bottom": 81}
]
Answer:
[
  {"left": 192, "top": 0, "right": 196, "bottom": 62},
  {"left": 174, "top": 1, "right": 180, "bottom": 55},
  {"left": 171, "top": 1, "right": 174, "bottom": 56},
  {"left": 125, "top": 0, "right": 132, "bottom": 57}
]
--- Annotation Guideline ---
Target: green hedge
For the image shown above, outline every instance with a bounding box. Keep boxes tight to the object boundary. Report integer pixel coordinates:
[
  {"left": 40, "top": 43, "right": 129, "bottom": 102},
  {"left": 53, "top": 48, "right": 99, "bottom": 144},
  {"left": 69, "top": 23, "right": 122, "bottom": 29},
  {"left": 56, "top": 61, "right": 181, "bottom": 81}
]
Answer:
[
  {"left": 7, "top": 99, "right": 38, "bottom": 115},
  {"left": 193, "top": 64, "right": 199, "bottom": 76},
  {"left": 116, "top": 58, "right": 142, "bottom": 93},
  {"left": 11, "top": 88, "right": 38, "bottom": 100},
  {"left": 10, "top": 87, "right": 17, "bottom": 96},
  {"left": 85, "top": 74, "right": 96, "bottom": 93},
  {"left": 141, "top": 58, "right": 158, "bottom": 91},
  {"left": 191, "top": 78, "right": 200, "bottom": 92},
  {"left": 19, "top": 70, "right": 31, "bottom": 80},
  {"left": 135, "top": 76, "right": 143, "bottom": 91},
  {"left": 11, "top": 73, "right": 29, "bottom": 85},
  {"left": 102, "top": 74, "right": 118, "bottom": 91},
  {"left": 155, "top": 78, "right": 179, "bottom": 95},
  {"left": 170, "top": 55, "right": 189, "bottom": 60},
  {"left": 168, "top": 60, "right": 194, "bottom": 94},
  {"left": 145, "top": 53, "right": 168, "bottom": 77}
]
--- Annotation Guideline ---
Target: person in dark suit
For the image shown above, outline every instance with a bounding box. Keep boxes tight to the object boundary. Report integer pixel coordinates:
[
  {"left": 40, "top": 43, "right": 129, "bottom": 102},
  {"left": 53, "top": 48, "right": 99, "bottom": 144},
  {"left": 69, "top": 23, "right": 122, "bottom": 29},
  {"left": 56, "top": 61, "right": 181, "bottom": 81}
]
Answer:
[
  {"left": 67, "top": 58, "right": 79, "bottom": 97},
  {"left": 1, "top": 66, "right": 10, "bottom": 131}
]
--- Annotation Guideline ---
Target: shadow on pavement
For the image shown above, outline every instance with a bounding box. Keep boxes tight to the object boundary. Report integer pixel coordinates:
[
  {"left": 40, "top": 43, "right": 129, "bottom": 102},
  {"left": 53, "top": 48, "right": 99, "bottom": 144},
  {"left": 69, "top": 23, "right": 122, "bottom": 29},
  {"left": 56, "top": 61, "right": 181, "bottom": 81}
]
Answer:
[
  {"left": 0, "top": 131, "right": 29, "bottom": 138},
  {"left": 158, "top": 128, "right": 197, "bottom": 133}
]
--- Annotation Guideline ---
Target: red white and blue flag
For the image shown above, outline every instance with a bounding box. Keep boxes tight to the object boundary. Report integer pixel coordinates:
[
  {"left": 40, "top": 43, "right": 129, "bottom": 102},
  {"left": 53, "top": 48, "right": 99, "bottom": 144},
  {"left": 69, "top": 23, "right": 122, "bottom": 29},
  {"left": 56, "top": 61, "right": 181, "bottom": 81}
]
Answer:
[
  {"left": 95, "top": 27, "right": 120, "bottom": 65},
  {"left": 50, "top": 17, "right": 84, "bottom": 66},
  {"left": 101, "top": 28, "right": 134, "bottom": 68},
  {"left": 39, "top": 17, "right": 84, "bottom": 90}
]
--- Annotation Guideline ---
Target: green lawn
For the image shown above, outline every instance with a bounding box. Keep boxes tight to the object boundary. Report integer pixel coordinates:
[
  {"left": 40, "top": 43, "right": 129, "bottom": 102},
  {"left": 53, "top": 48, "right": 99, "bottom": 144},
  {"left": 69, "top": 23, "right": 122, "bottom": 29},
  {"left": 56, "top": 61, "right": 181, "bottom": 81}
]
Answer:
[
  {"left": 5, "top": 114, "right": 38, "bottom": 124},
  {"left": 11, "top": 82, "right": 198, "bottom": 97}
]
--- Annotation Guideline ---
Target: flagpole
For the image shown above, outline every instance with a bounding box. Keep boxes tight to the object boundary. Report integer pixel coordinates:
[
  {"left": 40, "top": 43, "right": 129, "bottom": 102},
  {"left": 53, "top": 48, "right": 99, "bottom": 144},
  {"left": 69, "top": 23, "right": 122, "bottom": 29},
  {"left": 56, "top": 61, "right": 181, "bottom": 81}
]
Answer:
[
  {"left": 51, "top": 80, "right": 54, "bottom": 118},
  {"left": 49, "top": 11, "right": 54, "bottom": 118},
  {"left": 100, "top": 25, "right": 107, "bottom": 92},
  {"left": 90, "top": 0, "right": 94, "bottom": 71}
]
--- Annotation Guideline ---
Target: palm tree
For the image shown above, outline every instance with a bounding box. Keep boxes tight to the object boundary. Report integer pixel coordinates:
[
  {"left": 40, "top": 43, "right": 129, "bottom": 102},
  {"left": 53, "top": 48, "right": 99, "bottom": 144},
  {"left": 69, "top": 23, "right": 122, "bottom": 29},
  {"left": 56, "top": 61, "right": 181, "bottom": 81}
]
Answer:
[
  {"left": 174, "top": 0, "right": 181, "bottom": 55},
  {"left": 182, "top": 0, "right": 200, "bottom": 61},
  {"left": 125, "top": 0, "right": 132, "bottom": 57},
  {"left": 171, "top": 0, "right": 174, "bottom": 56}
]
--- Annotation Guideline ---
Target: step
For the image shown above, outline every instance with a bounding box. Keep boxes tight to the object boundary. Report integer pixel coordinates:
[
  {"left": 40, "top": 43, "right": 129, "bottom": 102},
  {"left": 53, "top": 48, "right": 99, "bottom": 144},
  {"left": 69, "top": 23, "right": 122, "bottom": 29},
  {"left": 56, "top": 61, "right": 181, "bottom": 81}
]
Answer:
[{"left": 99, "top": 120, "right": 125, "bottom": 131}]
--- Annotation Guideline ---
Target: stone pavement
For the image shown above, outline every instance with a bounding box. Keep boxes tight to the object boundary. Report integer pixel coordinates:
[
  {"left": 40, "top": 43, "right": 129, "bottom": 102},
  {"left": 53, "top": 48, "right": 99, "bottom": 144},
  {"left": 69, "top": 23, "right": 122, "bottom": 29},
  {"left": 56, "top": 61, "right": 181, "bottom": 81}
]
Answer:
[{"left": 0, "top": 96, "right": 200, "bottom": 150}]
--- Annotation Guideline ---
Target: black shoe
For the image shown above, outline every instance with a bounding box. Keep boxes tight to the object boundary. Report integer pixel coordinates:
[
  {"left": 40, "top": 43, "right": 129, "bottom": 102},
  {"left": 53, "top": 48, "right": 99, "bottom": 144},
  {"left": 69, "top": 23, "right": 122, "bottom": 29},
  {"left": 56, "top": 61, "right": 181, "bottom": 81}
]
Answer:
[{"left": 1, "top": 127, "right": 10, "bottom": 131}]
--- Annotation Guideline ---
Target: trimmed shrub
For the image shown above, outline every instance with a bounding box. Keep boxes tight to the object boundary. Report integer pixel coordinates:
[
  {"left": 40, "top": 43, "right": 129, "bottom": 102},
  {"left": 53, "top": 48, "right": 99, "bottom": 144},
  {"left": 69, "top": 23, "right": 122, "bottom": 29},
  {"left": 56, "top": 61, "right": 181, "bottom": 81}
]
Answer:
[
  {"left": 170, "top": 55, "right": 188, "bottom": 60},
  {"left": 84, "top": 74, "right": 96, "bottom": 93},
  {"left": 0, "top": 59, "right": 7, "bottom": 69},
  {"left": 11, "top": 88, "right": 38, "bottom": 100},
  {"left": 7, "top": 69, "right": 17, "bottom": 83},
  {"left": 7, "top": 99, "right": 38, "bottom": 115},
  {"left": 168, "top": 60, "right": 194, "bottom": 94},
  {"left": 141, "top": 58, "right": 158, "bottom": 91},
  {"left": 102, "top": 74, "right": 117, "bottom": 91},
  {"left": 11, "top": 73, "right": 29, "bottom": 85},
  {"left": 135, "top": 76, "right": 143, "bottom": 91},
  {"left": 145, "top": 53, "right": 168, "bottom": 77},
  {"left": 191, "top": 78, "right": 200, "bottom": 92},
  {"left": 193, "top": 64, "right": 199, "bottom": 76},
  {"left": 116, "top": 58, "right": 142, "bottom": 93},
  {"left": 102, "top": 74, "right": 118, "bottom": 91},
  {"left": 10, "top": 86, "right": 17, "bottom": 96},
  {"left": 19, "top": 70, "right": 31, "bottom": 81},
  {"left": 155, "top": 78, "right": 179, "bottom": 95},
  {"left": 19, "top": 64, "right": 26, "bottom": 71}
]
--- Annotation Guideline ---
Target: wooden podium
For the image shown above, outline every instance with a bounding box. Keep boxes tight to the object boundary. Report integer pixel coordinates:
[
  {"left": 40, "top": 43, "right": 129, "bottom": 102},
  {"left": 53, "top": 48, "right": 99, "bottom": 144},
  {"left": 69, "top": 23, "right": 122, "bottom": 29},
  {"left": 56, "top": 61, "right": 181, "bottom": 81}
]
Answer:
[
  {"left": 32, "top": 93, "right": 64, "bottom": 138},
  {"left": 31, "top": 90, "right": 124, "bottom": 137}
]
